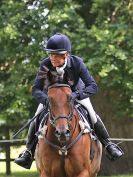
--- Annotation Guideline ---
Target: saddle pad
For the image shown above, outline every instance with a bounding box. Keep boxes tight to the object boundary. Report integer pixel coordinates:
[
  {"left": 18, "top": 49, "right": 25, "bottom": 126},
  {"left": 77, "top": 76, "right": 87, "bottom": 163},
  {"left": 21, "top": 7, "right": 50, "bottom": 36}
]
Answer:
[
  {"left": 74, "top": 103, "right": 93, "bottom": 129},
  {"left": 74, "top": 103, "right": 97, "bottom": 140},
  {"left": 38, "top": 111, "right": 49, "bottom": 132}
]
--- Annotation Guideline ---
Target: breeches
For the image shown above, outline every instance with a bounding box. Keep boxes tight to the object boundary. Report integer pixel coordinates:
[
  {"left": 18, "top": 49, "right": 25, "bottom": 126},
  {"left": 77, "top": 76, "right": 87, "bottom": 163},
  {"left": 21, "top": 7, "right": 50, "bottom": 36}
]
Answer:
[{"left": 77, "top": 97, "right": 97, "bottom": 124}]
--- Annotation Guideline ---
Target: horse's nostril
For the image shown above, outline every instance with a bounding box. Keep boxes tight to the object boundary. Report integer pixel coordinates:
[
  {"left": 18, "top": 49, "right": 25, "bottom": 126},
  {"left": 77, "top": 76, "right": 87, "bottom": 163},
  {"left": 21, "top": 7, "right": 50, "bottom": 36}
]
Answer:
[
  {"left": 66, "top": 129, "right": 70, "bottom": 135},
  {"left": 55, "top": 130, "right": 61, "bottom": 137}
]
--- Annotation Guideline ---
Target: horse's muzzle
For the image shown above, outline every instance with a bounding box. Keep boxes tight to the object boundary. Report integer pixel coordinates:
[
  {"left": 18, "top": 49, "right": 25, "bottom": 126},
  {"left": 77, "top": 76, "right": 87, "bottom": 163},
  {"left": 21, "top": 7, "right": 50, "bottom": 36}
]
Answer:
[{"left": 55, "top": 127, "right": 71, "bottom": 142}]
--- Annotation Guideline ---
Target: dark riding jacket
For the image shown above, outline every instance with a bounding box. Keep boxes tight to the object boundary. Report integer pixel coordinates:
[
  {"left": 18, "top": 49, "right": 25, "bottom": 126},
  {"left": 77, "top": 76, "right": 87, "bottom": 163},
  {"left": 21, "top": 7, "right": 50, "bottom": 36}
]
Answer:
[{"left": 32, "top": 55, "right": 98, "bottom": 104}]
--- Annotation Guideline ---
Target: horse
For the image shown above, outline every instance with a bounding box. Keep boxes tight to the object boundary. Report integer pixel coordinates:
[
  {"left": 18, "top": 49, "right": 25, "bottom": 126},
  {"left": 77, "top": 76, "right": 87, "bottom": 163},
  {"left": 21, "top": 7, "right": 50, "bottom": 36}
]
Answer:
[{"left": 35, "top": 70, "right": 102, "bottom": 177}]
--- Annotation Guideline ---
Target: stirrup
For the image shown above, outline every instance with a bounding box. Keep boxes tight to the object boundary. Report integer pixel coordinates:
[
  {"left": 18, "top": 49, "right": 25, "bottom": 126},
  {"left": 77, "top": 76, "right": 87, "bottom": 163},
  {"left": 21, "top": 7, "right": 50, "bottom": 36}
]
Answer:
[
  {"left": 25, "top": 149, "right": 32, "bottom": 156},
  {"left": 105, "top": 143, "right": 124, "bottom": 161},
  {"left": 18, "top": 149, "right": 32, "bottom": 158}
]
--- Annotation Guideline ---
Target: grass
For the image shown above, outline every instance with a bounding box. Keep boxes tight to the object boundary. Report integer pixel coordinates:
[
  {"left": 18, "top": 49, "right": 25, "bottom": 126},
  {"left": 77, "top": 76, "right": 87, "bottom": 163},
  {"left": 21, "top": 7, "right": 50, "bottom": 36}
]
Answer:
[
  {"left": 0, "top": 161, "right": 39, "bottom": 177},
  {"left": 0, "top": 171, "right": 38, "bottom": 177},
  {"left": 0, "top": 172, "right": 133, "bottom": 177},
  {"left": 0, "top": 161, "right": 132, "bottom": 177}
]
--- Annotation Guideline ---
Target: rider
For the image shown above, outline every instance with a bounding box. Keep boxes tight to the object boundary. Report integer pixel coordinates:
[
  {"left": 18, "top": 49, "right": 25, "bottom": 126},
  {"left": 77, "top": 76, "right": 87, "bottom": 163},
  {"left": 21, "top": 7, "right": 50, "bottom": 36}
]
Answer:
[{"left": 14, "top": 33, "right": 123, "bottom": 169}]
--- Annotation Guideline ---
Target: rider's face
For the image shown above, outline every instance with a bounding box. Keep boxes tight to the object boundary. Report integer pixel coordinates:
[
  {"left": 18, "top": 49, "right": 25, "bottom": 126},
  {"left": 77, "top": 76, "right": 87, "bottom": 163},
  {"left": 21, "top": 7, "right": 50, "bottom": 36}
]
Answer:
[{"left": 49, "top": 53, "right": 68, "bottom": 67}]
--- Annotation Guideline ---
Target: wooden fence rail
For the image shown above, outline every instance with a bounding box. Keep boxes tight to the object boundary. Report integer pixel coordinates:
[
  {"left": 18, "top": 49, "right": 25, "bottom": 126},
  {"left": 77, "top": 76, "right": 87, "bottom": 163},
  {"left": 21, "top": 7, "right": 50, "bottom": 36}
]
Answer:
[{"left": 0, "top": 140, "right": 26, "bottom": 175}]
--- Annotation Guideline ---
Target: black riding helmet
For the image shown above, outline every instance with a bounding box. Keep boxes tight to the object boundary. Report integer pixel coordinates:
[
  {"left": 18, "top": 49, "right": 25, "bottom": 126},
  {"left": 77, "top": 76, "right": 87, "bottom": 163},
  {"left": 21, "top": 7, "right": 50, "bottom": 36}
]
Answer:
[{"left": 45, "top": 33, "right": 71, "bottom": 53}]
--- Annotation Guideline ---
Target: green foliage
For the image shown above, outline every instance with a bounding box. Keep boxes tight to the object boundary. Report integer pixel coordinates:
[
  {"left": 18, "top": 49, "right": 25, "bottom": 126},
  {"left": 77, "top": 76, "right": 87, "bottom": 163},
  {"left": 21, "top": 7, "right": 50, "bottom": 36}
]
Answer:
[
  {"left": 85, "top": 0, "right": 133, "bottom": 117},
  {"left": 0, "top": 0, "right": 132, "bottom": 128}
]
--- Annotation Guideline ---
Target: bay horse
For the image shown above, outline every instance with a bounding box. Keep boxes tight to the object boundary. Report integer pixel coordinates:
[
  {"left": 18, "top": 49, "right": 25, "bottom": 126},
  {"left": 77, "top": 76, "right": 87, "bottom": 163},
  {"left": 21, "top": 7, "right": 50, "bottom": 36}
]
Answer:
[
  {"left": 35, "top": 84, "right": 102, "bottom": 177},
  {"left": 35, "top": 71, "right": 102, "bottom": 177}
]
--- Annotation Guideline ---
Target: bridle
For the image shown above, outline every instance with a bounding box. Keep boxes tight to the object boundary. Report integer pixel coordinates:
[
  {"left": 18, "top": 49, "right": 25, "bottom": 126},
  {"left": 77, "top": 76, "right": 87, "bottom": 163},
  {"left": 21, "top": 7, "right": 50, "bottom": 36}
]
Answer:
[
  {"left": 43, "top": 83, "right": 86, "bottom": 159},
  {"left": 48, "top": 83, "right": 74, "bottom": 128}
]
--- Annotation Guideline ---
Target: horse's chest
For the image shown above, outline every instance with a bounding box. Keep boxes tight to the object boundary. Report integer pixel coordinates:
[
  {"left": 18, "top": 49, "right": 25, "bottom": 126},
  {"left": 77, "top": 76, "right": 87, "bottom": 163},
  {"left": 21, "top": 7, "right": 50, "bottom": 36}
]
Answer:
[{"left": 44, "top": 151, "right": 85, "bottom": 177}]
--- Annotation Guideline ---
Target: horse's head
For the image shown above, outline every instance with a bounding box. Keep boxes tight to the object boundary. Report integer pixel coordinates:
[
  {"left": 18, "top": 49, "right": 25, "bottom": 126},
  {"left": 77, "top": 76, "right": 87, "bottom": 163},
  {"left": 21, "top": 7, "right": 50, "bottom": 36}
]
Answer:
[
  {"left": 48, "top": 84, "right": 74, "bottom": 143},
  {"left": 38, "top": 66, "right": 74, "bottom": 143}
]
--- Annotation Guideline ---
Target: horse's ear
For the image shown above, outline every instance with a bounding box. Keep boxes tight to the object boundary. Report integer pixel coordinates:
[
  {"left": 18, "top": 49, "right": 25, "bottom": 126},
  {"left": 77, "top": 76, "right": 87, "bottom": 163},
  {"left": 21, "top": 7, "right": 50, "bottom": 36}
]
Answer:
[
  {"left": 47, "top": 70, "right": 58, "bottom": 85},
  {"left": 37, "top": 66, "right": 49, "bottom": 79},
  {"left": 47, "top": 70, "right": 66, "bottom": 85}
]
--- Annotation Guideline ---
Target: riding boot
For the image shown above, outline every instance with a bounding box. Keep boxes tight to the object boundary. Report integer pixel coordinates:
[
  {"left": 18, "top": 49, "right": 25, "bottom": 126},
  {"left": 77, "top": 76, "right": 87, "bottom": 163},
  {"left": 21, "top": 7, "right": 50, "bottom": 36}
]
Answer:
[
  {"left": 14, "top": 121, "right": 37, "bottom": 169},
  {"left": 94, "top": 115, "right": 124, "bottom": 161}
]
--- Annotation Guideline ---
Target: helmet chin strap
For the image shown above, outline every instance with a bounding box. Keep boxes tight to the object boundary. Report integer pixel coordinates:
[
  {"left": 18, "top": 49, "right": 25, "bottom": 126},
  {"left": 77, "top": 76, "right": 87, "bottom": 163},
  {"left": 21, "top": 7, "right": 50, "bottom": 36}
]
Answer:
[{"left": 56, "top": 58, "right": 67, "bottom": 76}]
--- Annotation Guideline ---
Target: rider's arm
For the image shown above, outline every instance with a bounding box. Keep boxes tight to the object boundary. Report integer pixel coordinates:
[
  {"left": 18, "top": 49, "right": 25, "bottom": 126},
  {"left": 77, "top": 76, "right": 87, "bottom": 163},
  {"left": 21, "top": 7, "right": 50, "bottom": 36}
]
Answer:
[
  {"left": 32, "top": 60, "right": 48, "bottom": 104},
  {"left": 77, "top": 59, "right": 98, "bottom": 100}
]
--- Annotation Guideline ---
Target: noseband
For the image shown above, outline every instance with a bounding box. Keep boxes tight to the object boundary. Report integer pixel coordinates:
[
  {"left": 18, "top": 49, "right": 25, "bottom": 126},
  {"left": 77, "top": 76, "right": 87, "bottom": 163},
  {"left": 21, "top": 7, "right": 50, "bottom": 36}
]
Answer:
[{"left": 48, "top": 84, "right": 74, "bottom": 127}]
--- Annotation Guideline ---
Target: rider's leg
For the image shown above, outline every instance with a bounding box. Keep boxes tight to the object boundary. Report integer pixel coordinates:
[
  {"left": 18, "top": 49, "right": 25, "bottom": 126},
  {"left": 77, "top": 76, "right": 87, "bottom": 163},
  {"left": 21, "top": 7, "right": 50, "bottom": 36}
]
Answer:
[
  {"left": 77, "top": 98, "right": 124, "bottom": 161},
  {"left": 14, "top": 103, "right": 43, "bottom": 169}
]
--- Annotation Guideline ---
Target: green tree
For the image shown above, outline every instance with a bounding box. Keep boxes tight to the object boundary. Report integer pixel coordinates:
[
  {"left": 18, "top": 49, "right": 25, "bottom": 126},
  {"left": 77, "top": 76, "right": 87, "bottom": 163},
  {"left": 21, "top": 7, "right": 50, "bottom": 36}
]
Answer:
[{"left": 0, "top": 0, "right": 133, "bottom": 127}]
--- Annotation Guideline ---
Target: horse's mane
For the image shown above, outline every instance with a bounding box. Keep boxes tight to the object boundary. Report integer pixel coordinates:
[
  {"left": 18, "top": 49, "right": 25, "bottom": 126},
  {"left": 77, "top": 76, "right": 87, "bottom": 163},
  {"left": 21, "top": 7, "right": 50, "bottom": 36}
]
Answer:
[{"left": 37, "top": 66, "right": 74, "bottom": 89}]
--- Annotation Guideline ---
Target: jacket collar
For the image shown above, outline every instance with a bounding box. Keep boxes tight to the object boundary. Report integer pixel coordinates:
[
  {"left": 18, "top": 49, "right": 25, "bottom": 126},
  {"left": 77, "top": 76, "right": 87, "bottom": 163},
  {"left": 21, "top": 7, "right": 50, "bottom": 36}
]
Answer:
[{"left": 66, "top": 56, "right": 72, "bottom": 68}]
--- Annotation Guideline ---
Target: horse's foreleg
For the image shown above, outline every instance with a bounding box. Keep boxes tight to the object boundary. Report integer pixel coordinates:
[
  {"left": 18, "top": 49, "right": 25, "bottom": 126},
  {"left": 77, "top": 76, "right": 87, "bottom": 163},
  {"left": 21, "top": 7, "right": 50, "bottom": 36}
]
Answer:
[{"left": 77, "top": 169, "right": 90, "bottom": 177}]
